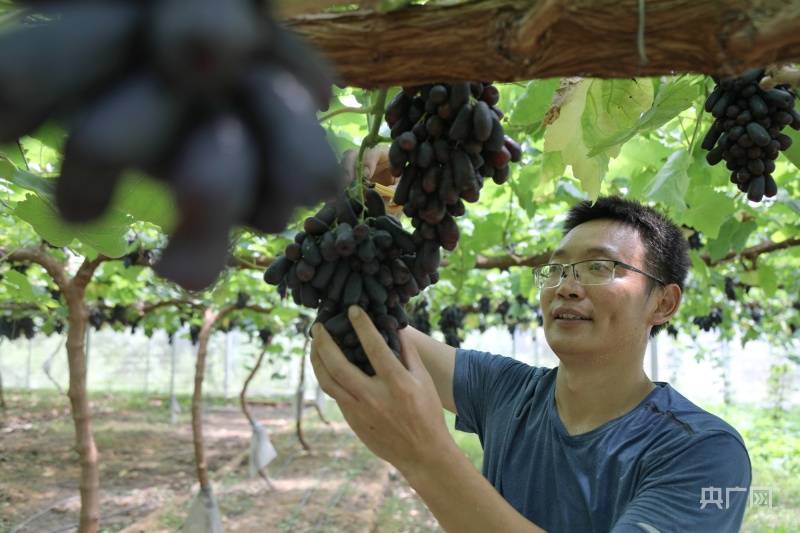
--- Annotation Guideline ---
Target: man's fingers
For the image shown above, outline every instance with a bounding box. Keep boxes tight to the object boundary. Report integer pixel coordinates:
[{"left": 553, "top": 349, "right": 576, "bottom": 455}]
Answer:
[
  {"left": 340, "top": 150, "right": 357, "bottom": 186},
  {"left": 310, "top": 343, "right": 357, "bottom": 404},
  {"left": 348, "top": 306, "right": 406, "bottom": 379},
  {"left": 312, "top": 323, "right": 372, "bottom": 395}
]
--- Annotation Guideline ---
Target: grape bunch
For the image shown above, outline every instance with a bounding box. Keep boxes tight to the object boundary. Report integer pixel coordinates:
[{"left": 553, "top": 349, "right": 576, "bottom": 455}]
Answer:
[
  {"left": 0, "top": 0, "right": 341, "bottom": 290},
  {"left": 0, "top": 316, "right": 36, "bottom": 340},
  {"left": 439, "top": 305, "right": 465, "bottom": 347},
  {"left": 692, "top": 308, "right": 723, "bottom": 332},
  {"left": 702, "top": 69, "right": 799, "bottom": 202},
  {"left": 385, "top": 82, "right": 521, "bottom": 266},
  {"left": 409, "top": 299, "right": 431, "bottom": 335},
  {"left": 264, "top": 191, "right": 422, "bottom": 376},
  {"left": 724, "top": 277, "right": 737, "bottom": 301}
]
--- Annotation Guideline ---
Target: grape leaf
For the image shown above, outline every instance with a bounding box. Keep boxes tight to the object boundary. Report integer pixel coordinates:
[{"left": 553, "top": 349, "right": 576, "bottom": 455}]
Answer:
[
  {"left": 2, "top": 270, "right": 36, "bottom": 302},
  {"left": 543, "top": 80, "right": 606, "bottom": 200},
  {"left": 783, "top": 128, "right": 800, "bottom": 170},
  {"left": 582, "top": 78, "right": 655, "bottom": 159},
  {"left": 643, "top": 149, "right": 691, "bottom": 214},
  {"left": 6, "top": 170, "right": 57, "bottom": 201},
  {"left": 587, "top": 76, "right": 701, "bottom": 156},
  {"left": 682, "top": 186, "right": 736, "bottom": 240},
  {"left": 511, "top": 165, "right": 538, "bottom": 218},
  {"left": 113, "top": 172, "right": 176, "bottom": 230},
  {"left": 757, "top": 262, "right": 777, "bottom": 297},
  {"left": 510, "top": 78, "right": 560, "bottom": 125},
  {"left": 13, "top": 194, "right": 130, "bottom": 257}
]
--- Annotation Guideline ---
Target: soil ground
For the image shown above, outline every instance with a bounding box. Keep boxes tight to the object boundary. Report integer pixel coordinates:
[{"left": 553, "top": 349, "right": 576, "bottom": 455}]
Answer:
[{"left": 0, "top": 390, "right": 442, "bottom": 532}]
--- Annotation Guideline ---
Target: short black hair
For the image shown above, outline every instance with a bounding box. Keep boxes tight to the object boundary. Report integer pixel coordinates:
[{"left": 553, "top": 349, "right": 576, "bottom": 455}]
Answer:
[{"left": 562, "top": 196, "right": 689, "bottom": 338}]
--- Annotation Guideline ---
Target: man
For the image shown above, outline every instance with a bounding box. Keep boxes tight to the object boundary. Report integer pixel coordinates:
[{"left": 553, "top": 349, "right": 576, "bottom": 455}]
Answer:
[{"left": 311, "top": 196, "right": 751, "bottom": 532}]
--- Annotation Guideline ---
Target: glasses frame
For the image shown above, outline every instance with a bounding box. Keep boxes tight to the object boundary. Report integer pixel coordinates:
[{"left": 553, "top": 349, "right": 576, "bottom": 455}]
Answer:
[{"left": 534, "top": 259, "right": 667, "bottom": 289}]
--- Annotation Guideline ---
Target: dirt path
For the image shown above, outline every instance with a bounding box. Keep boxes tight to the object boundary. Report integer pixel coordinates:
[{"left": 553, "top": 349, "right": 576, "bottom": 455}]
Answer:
[{"left": 0, "top": 392, "right": 440, "bottom": 532}]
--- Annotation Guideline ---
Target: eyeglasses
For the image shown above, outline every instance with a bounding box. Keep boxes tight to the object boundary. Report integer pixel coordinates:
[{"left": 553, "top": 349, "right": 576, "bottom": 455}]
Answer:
[{"left": 533, "top": 259, "right": 666, "bottom": 289}]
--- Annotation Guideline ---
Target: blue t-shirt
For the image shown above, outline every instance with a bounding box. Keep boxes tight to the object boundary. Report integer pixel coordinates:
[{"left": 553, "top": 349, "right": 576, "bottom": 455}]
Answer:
[{"left": 453, "top": 349, "right": 752, "bottom": 533}]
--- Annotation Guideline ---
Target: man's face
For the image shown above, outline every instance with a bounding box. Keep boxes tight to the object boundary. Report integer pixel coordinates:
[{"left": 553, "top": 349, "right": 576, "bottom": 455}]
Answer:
[{"left": 540, "top": 219, "right": 657, "bottom": 361}]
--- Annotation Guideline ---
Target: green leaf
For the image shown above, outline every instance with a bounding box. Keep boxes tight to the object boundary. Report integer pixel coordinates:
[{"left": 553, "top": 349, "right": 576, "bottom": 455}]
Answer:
[
  {"left": 587, "top": 76, "right": 701, "bottom": 156},
  {"left": 470, "top": 212, "right": 506, "bottom": 251},
  {"left": 729, "top": 219, "right": 757, "bottom": 252},
  {"left": 689, "top": 250, "right": 710, "bottom": 282},
  {"left": 784, "top": 129, "right": 800, "bottom": 170},
  {"left": 582, "top": 78, "right": 655, "bottom": 158},
  {"left": 13, "top": 195, "right": 73, "bottom": 247},
  {"left": 13, "top": 194, "right": 131, "bottom": 257},
  {"left": 510, "top": 78, "right": 560, "bottom": 125},
  {"left": 2, "top": 270, "right": 36, "bottom": 302},
  {"left": 6, "top": 170, "right": 57, "bottom": 202},
  {"left": 643, "top": 149, "right": 691, "bottom": 213},
  {"left": 0, "top": 153, "right": 15, "bottom": 178},
  {"left": 757, "top": 262, "right": 777, "bottom": 297},
  {"left": 511, "top": 166, "right": 538, "bottom": 217},
  {"left": 113, "top": 172, "right": 177, "bottom": 230},
  {"left": 543, "top": 80, "right": 606, "bottom": 200},
  {"left": 540, "top": 151, "right": 564, "bottom": 186},
  {"left": 682, "top": 186, "right": 736, "bottom": 240}
]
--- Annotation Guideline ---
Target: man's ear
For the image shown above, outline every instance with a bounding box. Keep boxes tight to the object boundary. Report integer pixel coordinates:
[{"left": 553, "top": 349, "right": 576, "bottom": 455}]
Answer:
[{"left": 650, "top": 284, "right": 681, "bottom": 327}]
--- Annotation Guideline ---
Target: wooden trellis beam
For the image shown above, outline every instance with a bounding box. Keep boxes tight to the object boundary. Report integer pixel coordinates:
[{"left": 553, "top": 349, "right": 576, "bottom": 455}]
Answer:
[{"left": 278, "top": 0, "right": 800, "bottom": 88}]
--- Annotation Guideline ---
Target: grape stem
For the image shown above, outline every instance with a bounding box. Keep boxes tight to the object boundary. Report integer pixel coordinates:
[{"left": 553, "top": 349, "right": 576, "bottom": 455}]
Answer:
[
  {"left": 318, "top": 106, "right": 370, "bottom": 122},
  {"left": 355, "top": 88, "right": 389, "bottom": 217}
]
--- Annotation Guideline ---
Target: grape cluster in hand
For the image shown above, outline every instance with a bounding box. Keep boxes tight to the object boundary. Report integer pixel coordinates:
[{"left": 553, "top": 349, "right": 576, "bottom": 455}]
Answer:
[
  {"left": 0, "top": 0, "right": 341, "bottom": 290},
  {"left": 702, "top": 69, "right": 799, "bottom": 202},
  {"left": 264, "top": 191, "right": 420, "bottom": 375}
]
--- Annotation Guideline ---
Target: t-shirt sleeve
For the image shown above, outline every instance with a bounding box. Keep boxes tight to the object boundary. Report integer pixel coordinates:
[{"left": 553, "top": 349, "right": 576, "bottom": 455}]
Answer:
[
  {"left": 452, "top": 348, "right": 533, "bottom": 438},
  {"left": 611, "top": 432, "right": 751, "bottom": 533}
]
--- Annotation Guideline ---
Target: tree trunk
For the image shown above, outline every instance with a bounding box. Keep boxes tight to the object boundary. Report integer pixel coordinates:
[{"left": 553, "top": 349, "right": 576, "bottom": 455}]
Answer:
[
  {"left": 282, "top": 0, "right": 800, "bottom": 88},
  {"left": 170, "top": 337, "right": 179, "bottom": 425},
  {"left": 295, "top": 338, "right": 311, "bottom": 452},
  {"left": 65, "top": 290, "right": 100, "bottom": 533},
  {"left": 192, "top": 308, "right": 217, "bottom": 490},
  {"left": 0, "top": 340, "right": 6, "bottom": 413}
]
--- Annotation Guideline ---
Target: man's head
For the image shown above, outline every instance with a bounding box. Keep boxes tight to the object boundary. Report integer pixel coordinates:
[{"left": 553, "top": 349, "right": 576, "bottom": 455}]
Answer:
[{"left": 539, "top": 196, "right": 689, "bottom": 362}]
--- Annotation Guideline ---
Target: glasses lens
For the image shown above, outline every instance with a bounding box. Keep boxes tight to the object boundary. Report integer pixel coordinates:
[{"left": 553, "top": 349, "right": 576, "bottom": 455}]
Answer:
[
  {"left": 537, "top": 265, "right": 563, "bottom": 288},
  {"left": 575, "top": 260, "right": 615, "bottom": 285}
]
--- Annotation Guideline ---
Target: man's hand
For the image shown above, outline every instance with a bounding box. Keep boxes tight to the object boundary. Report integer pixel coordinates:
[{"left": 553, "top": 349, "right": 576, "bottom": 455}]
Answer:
[{"left": 310, "top": 305, "right": 456, "bottom": 474}]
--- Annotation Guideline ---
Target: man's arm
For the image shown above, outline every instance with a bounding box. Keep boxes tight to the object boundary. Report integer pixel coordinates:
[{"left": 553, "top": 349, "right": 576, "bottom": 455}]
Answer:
[
  {"left": 403, "top": 439, "right": 546, "bottom": 533},
  {"left": 402, "top": 325, "right": 457, "bottom": 413},
  {"left": 310, "top": 306, "right": 546, "bottom": 532}
]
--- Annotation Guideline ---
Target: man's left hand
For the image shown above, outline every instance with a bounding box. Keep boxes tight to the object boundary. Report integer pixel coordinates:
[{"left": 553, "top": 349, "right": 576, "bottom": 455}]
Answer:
[{"left": 310, "top": 305, "right": 456, "bottom": 474}]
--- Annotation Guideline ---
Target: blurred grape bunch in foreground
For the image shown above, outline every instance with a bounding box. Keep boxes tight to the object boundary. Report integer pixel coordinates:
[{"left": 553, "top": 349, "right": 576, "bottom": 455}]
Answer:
[{"left": 0, "top": 0, "right": 342, "bottom": 289}]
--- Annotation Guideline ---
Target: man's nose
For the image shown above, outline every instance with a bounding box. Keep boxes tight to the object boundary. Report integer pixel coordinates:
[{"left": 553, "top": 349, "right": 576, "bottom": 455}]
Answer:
[{"left": 555, "top": 266, "right": 583, "bottom": 297}]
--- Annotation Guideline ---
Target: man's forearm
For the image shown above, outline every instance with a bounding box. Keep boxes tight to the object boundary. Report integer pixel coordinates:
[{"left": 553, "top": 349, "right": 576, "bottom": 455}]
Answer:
[
  {"left": 402, "top": 442, "right": 547, "bottom": 533},
  {"left": 401, "top": 326, "right": 457, "bottom": 413}
]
